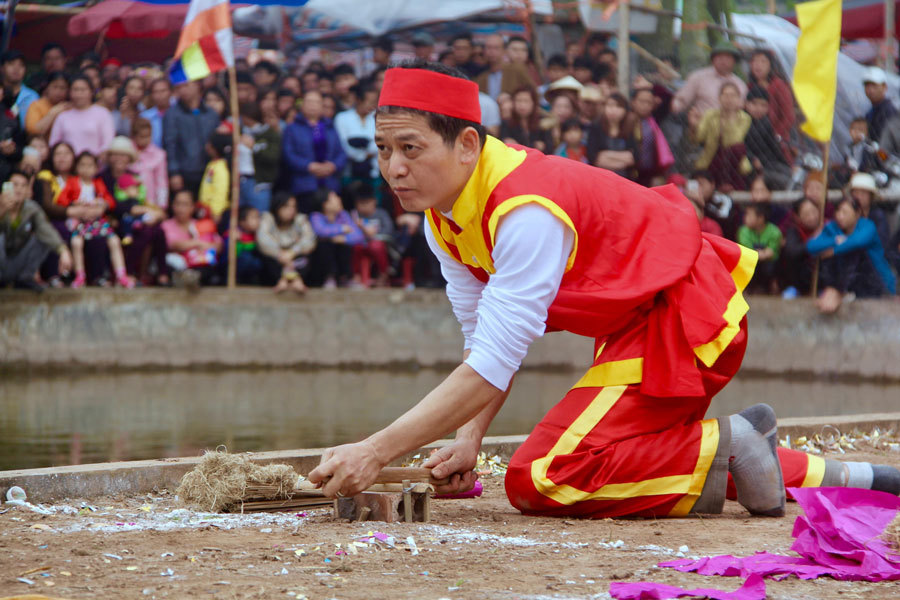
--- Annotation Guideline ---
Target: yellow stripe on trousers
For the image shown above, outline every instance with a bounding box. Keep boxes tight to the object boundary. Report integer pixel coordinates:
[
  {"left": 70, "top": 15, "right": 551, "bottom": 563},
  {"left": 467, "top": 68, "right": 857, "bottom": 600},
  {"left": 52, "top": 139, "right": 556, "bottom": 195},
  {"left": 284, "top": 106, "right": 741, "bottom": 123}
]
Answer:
[{"left": 530, "top": 385, "right": 720, "bottom": 507}]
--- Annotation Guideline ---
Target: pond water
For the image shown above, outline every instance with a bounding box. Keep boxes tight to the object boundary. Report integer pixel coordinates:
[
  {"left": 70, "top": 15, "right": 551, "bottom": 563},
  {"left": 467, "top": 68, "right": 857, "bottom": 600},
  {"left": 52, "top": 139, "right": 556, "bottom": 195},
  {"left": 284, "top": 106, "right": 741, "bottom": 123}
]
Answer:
[{"left": 2, "top": 369, "right": 899, "bottom": 471}]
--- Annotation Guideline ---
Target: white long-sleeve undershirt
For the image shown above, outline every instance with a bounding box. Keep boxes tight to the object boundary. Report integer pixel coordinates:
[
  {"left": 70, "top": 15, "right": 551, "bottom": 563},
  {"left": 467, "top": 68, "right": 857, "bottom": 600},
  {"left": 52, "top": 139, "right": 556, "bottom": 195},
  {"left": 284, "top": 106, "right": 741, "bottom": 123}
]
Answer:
[{"left": 425, "top": 203, "right": 574, "bottom": 390}]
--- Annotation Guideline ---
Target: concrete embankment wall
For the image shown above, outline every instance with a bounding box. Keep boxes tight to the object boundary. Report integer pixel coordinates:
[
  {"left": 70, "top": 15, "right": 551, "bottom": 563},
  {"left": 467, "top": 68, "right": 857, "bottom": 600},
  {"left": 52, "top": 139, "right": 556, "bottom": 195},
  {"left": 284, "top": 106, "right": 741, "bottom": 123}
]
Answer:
[{"left": 2, "top": 289, "right": 900, "bottom": 378}]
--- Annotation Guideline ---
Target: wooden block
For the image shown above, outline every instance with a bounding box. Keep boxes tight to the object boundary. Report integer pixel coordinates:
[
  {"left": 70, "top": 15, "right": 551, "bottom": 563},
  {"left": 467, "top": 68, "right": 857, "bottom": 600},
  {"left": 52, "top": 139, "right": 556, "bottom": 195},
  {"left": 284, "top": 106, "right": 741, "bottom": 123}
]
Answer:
[
  {"left": 402, "top": 479, "right": 413, "bottom": 523},
  {"left": 333, "top": 490, "right": 432, "bottom": 522},
  {"left": 335, "top": 492, "right": 403, "bottom": 522}
]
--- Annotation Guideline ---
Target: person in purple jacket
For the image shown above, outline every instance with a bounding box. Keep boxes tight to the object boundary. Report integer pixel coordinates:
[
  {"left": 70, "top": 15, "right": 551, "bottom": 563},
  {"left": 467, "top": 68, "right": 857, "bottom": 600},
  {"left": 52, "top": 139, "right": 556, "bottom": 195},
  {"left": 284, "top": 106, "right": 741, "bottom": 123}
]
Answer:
[
  {"left": 309, "top": 188, "right": 364, "bottom": 288},
  {"left": 281, "top": 90, "right": 347, "bottom": 214}
]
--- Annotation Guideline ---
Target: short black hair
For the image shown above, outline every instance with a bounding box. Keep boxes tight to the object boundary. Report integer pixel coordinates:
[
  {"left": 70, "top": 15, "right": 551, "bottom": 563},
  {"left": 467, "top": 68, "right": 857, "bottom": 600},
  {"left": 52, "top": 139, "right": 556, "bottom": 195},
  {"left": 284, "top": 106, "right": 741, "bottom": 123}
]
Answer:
[
  {"left": 351, "top": 78, "right": 375, "bottom": 101},
  {"left": 343, "top": 180, "right": 376, "bottom": 208},
  {"left": 746, "top": 85, "right": 769, "bottom": 102},
  {"left": 745, "top": 203, "right": 769, "bottom": 222},
  {"left": 208, "top": 131, "right": 232, "bottom": 159},
  {"left": 560, "top": 118, "right": 583, "bottom": 134},
  {"left": 547, "top": 54, "right": 568, "bottom": 69},
  {"left": 376, "top": 60, "right": 486, "bottom": 148},
  {"left": 691, "top": 169, "right": 713, "bottom": 182},
  {"left": 572, "top": 56, "right": 594, "bottom": 70},
  {"left": 74, "top": 150, "right": 98, "bottom": 168},
  {"left": 238, "top": 205, "right": 258, "bottom": 223},
  {"left": 630, "top": 86, "right": 654, "bottom": 100},
  {"left": 253, "top": 60, "right": 279, "bottom": 75},
  {"left": 836, "top": 196, "right": 862, "bottom": 213},
  {"left": 850, "top": 116, "right": 867, "bottom": 125},
  {"left": 235, "top": 71, "right": 254, "bottom": 85},
  {"left": 598, "top": 48, "right": 617, "bottom": 59},
  {"left": 7, "top": 168, "right": 29, "bottom": 181},
  {"left": 41, "top": 43, "right": 66, "bottom": 57},
  {"left": 450, "top": 33, "right": 473, "bottom": 46},
  {"left": 271, "top": 191, "right": 297, "bottom": 222},
  {"left": 373, "top": 38, "right": 394, "bottom": 54},
  {"left": 506, "top": 35, "right": 528, "bottom": 48},
  {"left": 332, "top": 63, "right": 356, "bottom": 77}
]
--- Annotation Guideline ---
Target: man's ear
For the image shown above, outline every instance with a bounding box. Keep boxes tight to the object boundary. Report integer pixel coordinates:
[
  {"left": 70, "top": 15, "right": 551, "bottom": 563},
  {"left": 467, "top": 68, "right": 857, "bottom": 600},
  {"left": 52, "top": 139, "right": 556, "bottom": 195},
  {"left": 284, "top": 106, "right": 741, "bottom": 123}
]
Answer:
[{"left": 458, "top": 126, "right": 482, "bottom": 165}]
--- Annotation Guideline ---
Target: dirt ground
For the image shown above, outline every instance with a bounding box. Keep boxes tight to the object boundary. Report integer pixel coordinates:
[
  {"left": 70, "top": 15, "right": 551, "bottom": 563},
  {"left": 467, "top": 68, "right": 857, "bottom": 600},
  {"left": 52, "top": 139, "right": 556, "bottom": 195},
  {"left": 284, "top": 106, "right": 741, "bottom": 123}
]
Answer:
[{"left": 2, "top": 450, "right": 899, "bottom": 600}]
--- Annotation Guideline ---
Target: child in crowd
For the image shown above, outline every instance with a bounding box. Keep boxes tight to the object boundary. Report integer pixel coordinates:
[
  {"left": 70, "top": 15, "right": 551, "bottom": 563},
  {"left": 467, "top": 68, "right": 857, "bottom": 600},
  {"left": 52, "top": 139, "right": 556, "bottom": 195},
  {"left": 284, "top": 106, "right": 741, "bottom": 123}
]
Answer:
[
  {"left": 779, "top": 198, "right": 820, "bottom": 298},
  {"left": 744, "top": 86, "right": 792, "bottom": 190},
  {"left": 57, "top": 151, "right": 133, "bottom": 288},
  {"left": 693, "top": 170, "right": 740, "bottom": 240},
  {"left": 844, "top": 117, "right": 880, "bottom": 176},
  {"left": 749, "top": 174, "right": 787, "bottom": 230},
  {"left": 114, "top": 172, "right": 159, "bottom": 246},
  {"left": 676, "top": 174, "right": 723, "bottom": 237},
  {"left": 199, "top": 132, "right": 232, "bottom": 223},
  {"left": 235, "top": 205, "right": 264, "bottom": 286},
  {"left": 256, "top": 192, "right": 316, "bottom": 294},
  {"left": 349, "top": 182, "right": 394, "bottom": 288},
  {"left": 737, "top": 203, "right": 782, "bottom": 294},
  {"left": 310, "top": 189, "right": 363, "bottom": 289},
  {"left": 554, "top": 119, "right": 588, "bottom": 163},
  {"left": 161, "top": 189, "right": 222, "bottom": 287}
]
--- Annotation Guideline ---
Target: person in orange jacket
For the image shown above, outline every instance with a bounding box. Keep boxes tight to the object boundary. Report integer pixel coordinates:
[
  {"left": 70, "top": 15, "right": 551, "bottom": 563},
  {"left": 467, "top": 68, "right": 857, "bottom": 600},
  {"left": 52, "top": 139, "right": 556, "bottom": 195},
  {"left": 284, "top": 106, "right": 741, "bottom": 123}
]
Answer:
[{"left": 308, "top": 61, "right": 900, "bottom": 518}]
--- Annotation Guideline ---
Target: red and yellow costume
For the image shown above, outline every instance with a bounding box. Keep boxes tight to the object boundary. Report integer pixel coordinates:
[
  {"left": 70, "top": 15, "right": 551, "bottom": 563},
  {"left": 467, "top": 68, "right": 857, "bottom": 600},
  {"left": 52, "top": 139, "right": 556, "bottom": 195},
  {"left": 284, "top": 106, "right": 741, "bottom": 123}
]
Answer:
[{"left": 427, "top": 137, "right": 822, "bottom": 518}]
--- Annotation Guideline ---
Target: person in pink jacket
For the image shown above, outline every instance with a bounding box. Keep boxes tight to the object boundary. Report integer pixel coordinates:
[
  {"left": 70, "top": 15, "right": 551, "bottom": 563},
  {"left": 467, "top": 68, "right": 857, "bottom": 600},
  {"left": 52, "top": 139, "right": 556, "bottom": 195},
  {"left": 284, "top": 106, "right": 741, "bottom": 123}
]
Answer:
[
  {"left": 131, "top": 117, "right": 168, "bottom": 209},
  {"left": 48, "top": 74, "right": 114, "bottom": 158}
]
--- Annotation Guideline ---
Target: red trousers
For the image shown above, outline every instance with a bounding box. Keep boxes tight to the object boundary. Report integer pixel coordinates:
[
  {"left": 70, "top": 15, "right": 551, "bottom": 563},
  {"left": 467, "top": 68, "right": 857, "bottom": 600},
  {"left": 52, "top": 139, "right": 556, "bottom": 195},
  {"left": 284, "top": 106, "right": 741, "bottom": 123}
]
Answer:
[
  {"left": 352, "top": 240, "right": 390, "bottom": 285},
  {"left": 505, "top": 318, "right": 821, "bottom": 519}
]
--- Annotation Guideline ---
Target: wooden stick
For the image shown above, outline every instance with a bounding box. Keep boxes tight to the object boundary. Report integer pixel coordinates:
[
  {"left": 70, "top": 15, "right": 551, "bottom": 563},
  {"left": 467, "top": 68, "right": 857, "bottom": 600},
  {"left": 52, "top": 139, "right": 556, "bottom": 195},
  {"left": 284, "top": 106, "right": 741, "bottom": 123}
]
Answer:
[
  {"left": 356, "top": 506, "right": 371, "bottom": 522},
  {"left": 374, "top": 467, "right": 448, "bottom": 485},
  {"left": 226, "top": 66, "right": 241, "bottom": 289},
  {"left": 402, "top": 479, "right": 413, "bottom": 523},
  {"left": 810, "top": 142, "right": 831, "bottom": 298}
]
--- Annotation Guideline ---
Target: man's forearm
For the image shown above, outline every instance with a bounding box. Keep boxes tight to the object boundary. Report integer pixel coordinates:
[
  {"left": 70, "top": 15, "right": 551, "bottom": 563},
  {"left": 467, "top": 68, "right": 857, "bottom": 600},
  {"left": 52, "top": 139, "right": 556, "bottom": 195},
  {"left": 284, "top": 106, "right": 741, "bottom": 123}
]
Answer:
[
  {"left": 456, "top": 377, "right": 512, "bottom": 445},
  {"left": 366, "top": 362, "right": 506, "bottom": 466}
]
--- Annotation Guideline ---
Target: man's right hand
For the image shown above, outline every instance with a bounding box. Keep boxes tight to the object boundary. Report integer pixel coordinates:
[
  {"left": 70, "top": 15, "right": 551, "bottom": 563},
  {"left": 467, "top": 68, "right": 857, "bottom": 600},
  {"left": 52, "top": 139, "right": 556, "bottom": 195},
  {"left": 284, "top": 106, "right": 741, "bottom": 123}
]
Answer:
[{"left": 422, "top": 438, "right": 480, "bottom": 495}]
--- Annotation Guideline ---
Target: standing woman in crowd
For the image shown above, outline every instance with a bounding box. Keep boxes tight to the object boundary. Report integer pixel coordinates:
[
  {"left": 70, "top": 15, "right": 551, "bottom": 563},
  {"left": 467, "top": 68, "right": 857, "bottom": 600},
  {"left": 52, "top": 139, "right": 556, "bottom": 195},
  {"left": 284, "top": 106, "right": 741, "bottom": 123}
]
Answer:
[
  {"left": 25, "top": 72, "right": 69, "bottom": 138},
  {"left": 113, "top": 76, "right": 147, "bottom": 137},
  {"left": 692, "top": 82, "right": 752, "bottom": 191},
  {"left": 49, "top": 74, "right": 115, "bottom": 157},
  {"left": 500, "top": 86, "right": 551, "bottom": 152},
  {"left": 587, "top": 92, "right": 637, "bottom": 180},
  {"left": 747, "top": 49, "right": 795, "bottom": 148},
  {"left": 281, "top": 89, "right": 346, "bottom": 214}
]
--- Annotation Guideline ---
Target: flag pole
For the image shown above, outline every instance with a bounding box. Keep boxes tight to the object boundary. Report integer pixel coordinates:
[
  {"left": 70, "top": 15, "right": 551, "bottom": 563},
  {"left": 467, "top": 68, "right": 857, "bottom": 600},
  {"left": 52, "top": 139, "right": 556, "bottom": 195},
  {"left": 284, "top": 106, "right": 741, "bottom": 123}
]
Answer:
[
  {"left": 810, "top": 141, "right": 831, "bottom": 298},
  {"left": 226, "top": 65, "right": 240, "bottom": 289}
]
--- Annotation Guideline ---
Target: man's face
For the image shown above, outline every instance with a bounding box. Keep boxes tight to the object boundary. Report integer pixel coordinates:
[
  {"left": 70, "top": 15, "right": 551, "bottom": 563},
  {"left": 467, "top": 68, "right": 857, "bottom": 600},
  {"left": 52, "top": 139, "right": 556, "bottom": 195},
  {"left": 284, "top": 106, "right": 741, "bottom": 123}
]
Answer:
[
  {"left": 43, "top": 49, "right": 66, "bottom": 73},
  {"left": 483, "top": 36, "right": 504, "bottom": 67},
  {"left": 864, "top": 82, "right": 886, "bottom": 105},
  {"left": 253, "top": 68, "right": 276, "bottom": 88},
  {"left": 150, "top": 81, "right": 172, "bottom": 109},
  {"left": 2, "top": 59, "right": 25, "bottom": 86},
  {"left": 178, "top": 81, "right": 201, "bottom": 105},
  {"left": 375, "top": 111, "right": 477, "bottom": 214},
  {"left": 507, "top": 40, "right": 529, "bottom": 65},
  {"left": 452, "top": 38, "right": 473, "bottom": 64},
  {"left": 711, "top": 53, "right": 735, "bottom": 75},
  {"left": 237, "top": 82, "right": 257, "bottom": 104},
  {"left": 414, "top": 45, "right": 433, "bottom": 61},
  {"left": 547, "top": 64, "right": 568, "bottom": 83},
  {"left": 746, "top": 98, "right": 769, "bottom": 120},
  {"left": 335, "top": 73, "right": 357, "bottom": 97},
  {"left": 10, "top": 174, "right": 30, "bottom": 206}
]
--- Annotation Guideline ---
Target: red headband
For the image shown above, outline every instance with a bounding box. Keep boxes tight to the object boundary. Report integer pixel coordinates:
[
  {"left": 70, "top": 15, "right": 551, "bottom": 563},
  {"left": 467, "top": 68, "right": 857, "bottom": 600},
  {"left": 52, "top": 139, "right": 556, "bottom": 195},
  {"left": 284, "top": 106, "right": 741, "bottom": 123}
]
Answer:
[{"left": 378, "top": 68, "right": 481, "bottom": 123}]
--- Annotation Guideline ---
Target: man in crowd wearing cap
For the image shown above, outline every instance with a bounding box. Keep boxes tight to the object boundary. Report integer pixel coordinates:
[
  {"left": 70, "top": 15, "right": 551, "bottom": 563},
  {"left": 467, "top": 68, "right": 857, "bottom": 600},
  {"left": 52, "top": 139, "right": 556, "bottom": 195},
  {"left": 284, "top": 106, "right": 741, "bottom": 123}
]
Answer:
[
  {"left": 672, "top": 42, "right": 747, "bottom": 115},
  {"left": 411, "top": 32, "right": 435, "bottom": 62},
  {"left": 862, "top": 66, "right": 897, "bottom": 142},
  {"left": 475, "top": 34, "right": 533, "bottom": 102},
  {"left": 1, "top": 50, "right": 39, "bottom": 129},
  {"left": 309, "top": 60, "right": 900, "bottom": 518}
]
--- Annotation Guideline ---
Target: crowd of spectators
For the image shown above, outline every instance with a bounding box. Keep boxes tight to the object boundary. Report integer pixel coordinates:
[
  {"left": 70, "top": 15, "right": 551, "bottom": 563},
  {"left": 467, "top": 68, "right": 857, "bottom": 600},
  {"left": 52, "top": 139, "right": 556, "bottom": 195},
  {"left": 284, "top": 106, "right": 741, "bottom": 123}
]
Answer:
[{"left": 0, "top": 33, "right": 898, "bottom": 309}]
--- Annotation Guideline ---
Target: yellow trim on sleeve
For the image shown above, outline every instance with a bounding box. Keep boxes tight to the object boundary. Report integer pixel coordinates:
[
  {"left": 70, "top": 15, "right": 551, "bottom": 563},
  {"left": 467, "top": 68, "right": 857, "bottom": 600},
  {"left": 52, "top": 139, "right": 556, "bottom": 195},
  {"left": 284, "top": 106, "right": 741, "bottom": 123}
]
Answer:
[
  {"left": 487, "top": 195, "right": 579, "bottom": 272},
  {"left": 692, "top": 244, "right": 758, "bottom": 368},
  {"left": 801, "top": 454, "right": 826, "bottom": 488}
]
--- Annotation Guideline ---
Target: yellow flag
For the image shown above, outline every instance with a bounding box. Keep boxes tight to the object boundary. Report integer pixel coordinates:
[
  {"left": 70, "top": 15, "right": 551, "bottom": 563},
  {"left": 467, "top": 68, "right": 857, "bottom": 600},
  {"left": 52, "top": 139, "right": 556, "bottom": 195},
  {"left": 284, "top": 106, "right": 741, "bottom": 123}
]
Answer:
[{"left": 792, "top": 0, "right": 842, "bottom": 142}]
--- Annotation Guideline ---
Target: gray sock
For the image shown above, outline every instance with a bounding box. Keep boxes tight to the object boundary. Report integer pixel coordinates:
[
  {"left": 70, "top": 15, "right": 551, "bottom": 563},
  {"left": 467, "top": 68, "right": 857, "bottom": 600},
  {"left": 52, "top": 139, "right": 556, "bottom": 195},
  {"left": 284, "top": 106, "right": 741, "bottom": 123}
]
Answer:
[
  {"left": 727, "top": 404, "right": 785, "bottom": 517},
  {"left": 821, "top": 460, "right": 900, "bottom": 495}
]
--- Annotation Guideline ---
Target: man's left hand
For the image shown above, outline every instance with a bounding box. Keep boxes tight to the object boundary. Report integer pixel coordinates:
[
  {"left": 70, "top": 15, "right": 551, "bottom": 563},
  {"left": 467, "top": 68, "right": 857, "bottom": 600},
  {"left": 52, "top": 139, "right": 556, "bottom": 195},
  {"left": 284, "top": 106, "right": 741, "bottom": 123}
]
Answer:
[
  {"left": 422, "top": 438, "right": 480, "bottom": 495},
  {"left": 308, "top": 440, "right": 385, "bottom": 498}
]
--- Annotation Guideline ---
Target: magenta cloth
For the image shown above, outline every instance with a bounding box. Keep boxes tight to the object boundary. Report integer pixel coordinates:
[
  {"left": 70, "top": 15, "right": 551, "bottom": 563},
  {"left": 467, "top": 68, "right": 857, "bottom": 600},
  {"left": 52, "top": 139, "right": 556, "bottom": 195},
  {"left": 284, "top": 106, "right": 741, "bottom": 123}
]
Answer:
[
  {"left": 609, "top": 573, "right": 765, "bottom": 600},
  {"left": 434, "top": 480, "right": 483, "bottom": 499},
  {"left": 660, "top": 487, "right": 900, "bottom": 582},
  {"left": 649, "top": 117, "right": 674, "bottom": 170}
]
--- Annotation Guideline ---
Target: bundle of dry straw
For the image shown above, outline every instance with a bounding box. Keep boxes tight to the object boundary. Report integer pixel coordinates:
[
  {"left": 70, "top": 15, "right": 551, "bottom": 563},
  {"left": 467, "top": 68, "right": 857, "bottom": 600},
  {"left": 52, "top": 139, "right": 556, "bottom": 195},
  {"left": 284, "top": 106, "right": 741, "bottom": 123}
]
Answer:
[
  {"left": 176, "top": 449, "right": 299, "bottom": 513},
  {"left": 887, "top": 514, "right": 900, "bottom": 552}
]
